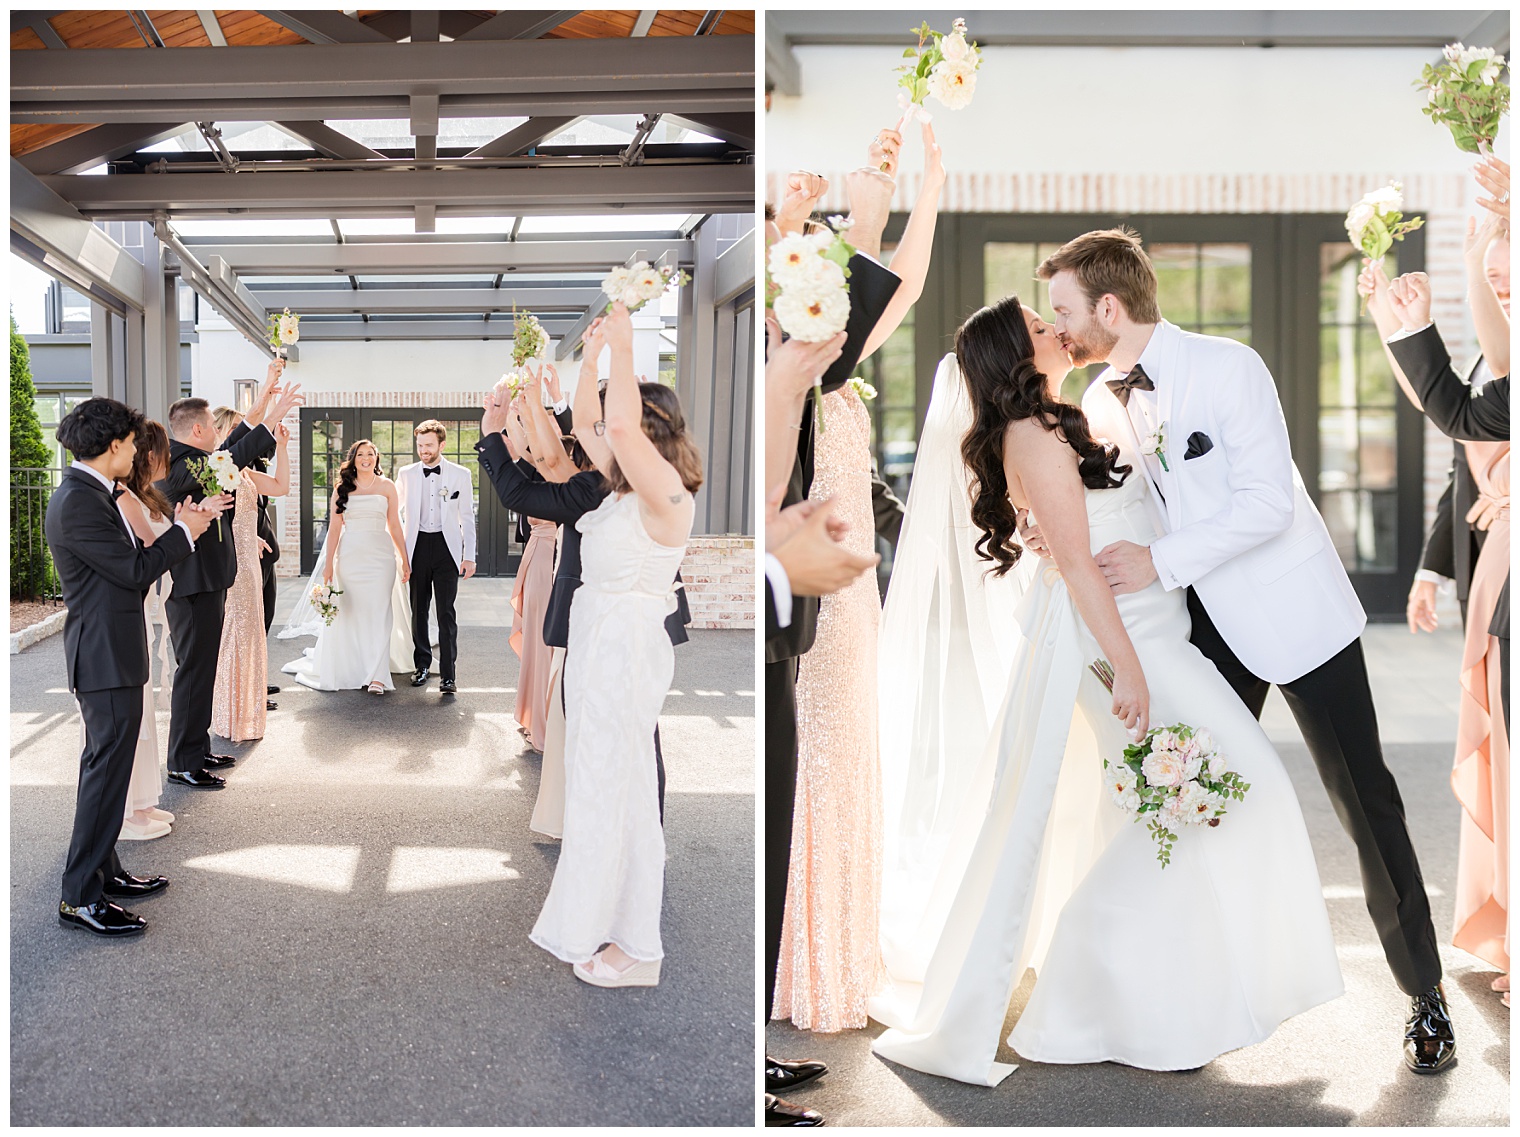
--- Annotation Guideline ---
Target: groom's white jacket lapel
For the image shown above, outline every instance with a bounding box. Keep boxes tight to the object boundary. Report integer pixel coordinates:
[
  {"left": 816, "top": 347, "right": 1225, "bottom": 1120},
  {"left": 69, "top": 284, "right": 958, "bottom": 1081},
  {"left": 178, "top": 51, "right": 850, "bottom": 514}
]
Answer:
[
  {"left": 1081, "top": 320, "right": 1365, "bottom": 685},
  {"left": 398, "top": 457, "right": 477, "bottom": 567}
]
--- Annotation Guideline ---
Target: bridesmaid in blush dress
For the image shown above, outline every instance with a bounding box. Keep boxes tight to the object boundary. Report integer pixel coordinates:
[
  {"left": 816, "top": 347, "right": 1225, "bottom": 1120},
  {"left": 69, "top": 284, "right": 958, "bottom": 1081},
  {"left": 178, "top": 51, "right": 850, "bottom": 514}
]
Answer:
[
  {"left": 210, "top": 408, "right": 291, "bottom": 742},
  {"left": 509, "top": 515, "right": 558, "bottom": 750},
  {"left": 1451, "top": 440, "right": 1509, "bottom": 1002}
]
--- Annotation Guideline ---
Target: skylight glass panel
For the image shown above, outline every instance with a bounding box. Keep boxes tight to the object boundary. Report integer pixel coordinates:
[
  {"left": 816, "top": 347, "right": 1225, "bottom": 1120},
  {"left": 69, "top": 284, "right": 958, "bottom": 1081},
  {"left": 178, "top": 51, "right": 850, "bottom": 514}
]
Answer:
[
  {"left": 435, "top": 216, "right": 518, "bottom": 234},
  {"left": 171, "top": 219, "right": 336, "bottom": 237},
  {"left": 517, "top": 215, "right": 689, "bottom": 235}
]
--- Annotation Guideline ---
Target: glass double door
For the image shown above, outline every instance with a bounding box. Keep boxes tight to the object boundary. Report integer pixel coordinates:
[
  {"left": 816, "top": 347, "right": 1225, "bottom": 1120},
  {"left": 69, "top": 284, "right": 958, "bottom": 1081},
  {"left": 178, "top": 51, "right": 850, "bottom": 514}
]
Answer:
[{"left": 298, "top": 407, "right": 519, "bottom": 577}]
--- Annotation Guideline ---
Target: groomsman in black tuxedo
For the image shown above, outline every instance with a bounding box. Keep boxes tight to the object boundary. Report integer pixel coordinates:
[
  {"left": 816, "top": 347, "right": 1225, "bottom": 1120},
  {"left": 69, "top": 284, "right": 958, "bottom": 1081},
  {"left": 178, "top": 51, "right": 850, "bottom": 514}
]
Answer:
[
  {"left": 46, "top": 398, "right": 220, "bottom": 935},
  {"left": 157, "top": 362, "right": 302, "bottom": 788}
]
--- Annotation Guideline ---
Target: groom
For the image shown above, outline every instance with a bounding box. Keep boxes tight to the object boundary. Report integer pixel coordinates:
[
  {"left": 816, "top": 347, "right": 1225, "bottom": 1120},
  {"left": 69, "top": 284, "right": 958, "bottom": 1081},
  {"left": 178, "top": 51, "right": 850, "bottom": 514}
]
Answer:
[
  {"left": 1028, "top": 227, "right": 1453, "bottom": 1075},
  {"left": 398, "top": 420, "right": 476, "bottom": 695}
]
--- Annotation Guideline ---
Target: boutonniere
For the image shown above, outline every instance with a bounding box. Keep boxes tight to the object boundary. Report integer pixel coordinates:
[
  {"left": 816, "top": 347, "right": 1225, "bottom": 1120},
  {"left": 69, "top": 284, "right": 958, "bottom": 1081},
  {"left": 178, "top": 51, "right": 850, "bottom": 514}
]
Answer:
[{"left": 1141, "top": 422, "right": 1170, "bottom": 472}]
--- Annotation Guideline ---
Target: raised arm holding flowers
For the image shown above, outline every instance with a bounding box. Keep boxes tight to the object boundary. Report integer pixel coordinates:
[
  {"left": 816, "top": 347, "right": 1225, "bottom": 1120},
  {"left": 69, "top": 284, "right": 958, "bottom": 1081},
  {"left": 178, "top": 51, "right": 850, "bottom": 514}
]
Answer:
[{"left": 1417, "top": 43, "right": 1509, "bottom": 154}]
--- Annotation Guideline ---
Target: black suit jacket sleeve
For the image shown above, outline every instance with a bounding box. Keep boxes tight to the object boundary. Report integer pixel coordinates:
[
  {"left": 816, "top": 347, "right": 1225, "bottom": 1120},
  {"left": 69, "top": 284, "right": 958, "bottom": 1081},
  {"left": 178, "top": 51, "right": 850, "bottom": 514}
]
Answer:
[
  {"left": 871, "top": 463, "right": 906, "bottom": 550},
  {"left": 56, "top": 490, "right": 192, "bottom": 592},
  {"left": 476, "top": 431, "right": 604, "bottom": 524},
  {"left": 1419, "top": 468, "right": 1456, "bottom": 579},
  {"left": 554, "top": 406, "right": 574, "bottom": 436},
  {"left": 817, "top": 253, "right": 903, "bottom": 394},
  {"left": 1389, "top": 326, "right": 1510, "bottom": 442},
  {"left": 223, "top": 421, "right": 276, "bottom": 469}
]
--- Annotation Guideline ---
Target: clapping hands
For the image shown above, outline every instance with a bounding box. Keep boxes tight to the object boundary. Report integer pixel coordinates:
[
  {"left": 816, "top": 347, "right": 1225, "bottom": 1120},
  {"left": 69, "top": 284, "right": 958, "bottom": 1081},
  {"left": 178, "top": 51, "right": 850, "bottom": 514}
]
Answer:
[{"left": 765, "top": 484, "right": 877, "bottom": 597}]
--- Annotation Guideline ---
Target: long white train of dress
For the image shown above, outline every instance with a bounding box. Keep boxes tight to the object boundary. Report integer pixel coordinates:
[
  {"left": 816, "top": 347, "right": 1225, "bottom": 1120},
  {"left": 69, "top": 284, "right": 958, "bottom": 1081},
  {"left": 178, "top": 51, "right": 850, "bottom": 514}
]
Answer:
[{"left": 869, "top": 359, "right": 1342, "bottom": 1086}]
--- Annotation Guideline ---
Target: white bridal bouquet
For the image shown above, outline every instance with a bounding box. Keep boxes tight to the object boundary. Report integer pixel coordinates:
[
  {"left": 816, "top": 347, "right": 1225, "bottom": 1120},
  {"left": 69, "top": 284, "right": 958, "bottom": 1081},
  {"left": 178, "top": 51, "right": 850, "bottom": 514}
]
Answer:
[
  {"left": 1091, "top": 659, "right": 1251, "bottom": 868},
  {"left": 893, "top": 18, "right": 982, "bottom": 128},
  {"left": 1417, "top": 43, "right": 1509, "bottom": 154},
  {"left": 312, "top": 582, "right": 344, "bottom": 627},
  {"left": 511, "top": 306, "right": 547, "bottom": 367},
  {"left": 601, "top": 261, "right": 691, "bottom": 313},
  {"left": 185, "top": 449, "right": 239, "bottom": 542},
  {"left": 1345, "top": 183, "right": 1424, "bottom": 311},
  {"left": 767, "top": 216, "right": 856, "bottom": 431},
  {"left": 267, "top": 306, "right": 300, "bottom": 359}
]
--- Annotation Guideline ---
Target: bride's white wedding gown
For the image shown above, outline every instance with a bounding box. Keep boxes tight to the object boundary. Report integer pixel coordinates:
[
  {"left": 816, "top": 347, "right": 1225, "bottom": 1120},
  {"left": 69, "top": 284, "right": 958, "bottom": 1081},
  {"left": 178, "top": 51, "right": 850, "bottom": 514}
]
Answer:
[
  {"left": 280, "top": 494, "right": 412, "bottom": 691},
  {"left": 870, "top": 364, "right": 1342, "bottom": 1087}
]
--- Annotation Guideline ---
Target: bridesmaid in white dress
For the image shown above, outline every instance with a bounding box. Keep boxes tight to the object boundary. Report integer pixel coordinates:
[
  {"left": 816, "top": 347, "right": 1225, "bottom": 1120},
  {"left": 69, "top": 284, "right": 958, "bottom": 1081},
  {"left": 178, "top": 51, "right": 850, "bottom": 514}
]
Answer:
[
  {"left": 525, "top": 301, "right": 702, "bottom": 988},
  {"left": 281, "top": 441, "right": 411, "bottom": 693}
]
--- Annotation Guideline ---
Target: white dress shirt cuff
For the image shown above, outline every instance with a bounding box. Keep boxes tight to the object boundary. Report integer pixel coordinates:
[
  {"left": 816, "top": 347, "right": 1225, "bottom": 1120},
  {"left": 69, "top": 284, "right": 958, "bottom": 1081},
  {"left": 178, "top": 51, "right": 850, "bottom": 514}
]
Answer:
[
  {"left": 1148, "top": 541, "right": 1181, "bottom": 592},
  {"left": 765, "top": 554, "right": 793, "bottom": 628},
  {"left": 551, "top": 398, "right": 569, "bottom": 415},
  {"left": 1413, "top": 568, "right": 1450, "bottom": 587},
  {"left": 1386, "top": 323, "right": 1433, "bottom": 344},
  {"left": 174, "top": 519, "right": 197, "bottom": 550}
]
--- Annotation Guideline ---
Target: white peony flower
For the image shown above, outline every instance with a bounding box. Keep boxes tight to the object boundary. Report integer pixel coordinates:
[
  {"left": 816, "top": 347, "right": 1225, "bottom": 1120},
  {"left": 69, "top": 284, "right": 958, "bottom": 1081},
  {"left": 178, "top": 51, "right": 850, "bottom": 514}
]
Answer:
[
  {"left": 928, "top": 58, "right": 977, "bottom": 110},
  {"left": 1444, "top": 42, "right": 1465, "bottom": 64},
  {"left": 1142, "top": 747, "right": 1186, "bottom": 789},
  {"left": 277, "top": 313, "right": 300, "bottom": 344},
  {"left": 1151, "top": 728, "right": 1179, "bottom": 753},
  {"left": 940, "top": 28, "right": 971, "bottom": 64},
  {"left": 768, "top": 235, "right": 843, "bottom": 291},
  {"left": 1366, "top": 184, "right": 1403, "bottom": 211},
  {"left": 1205, "top": 754, "right": 1227, "bottom": 780},
  {"left": 773, "top": 283, "right": 850, "bottom": 342},
  {"left": 1175, "top": 781, "right": 1214, "bottom": 825},
  {"left": 1192, "top": 728, "right": 1216, "bottom": 755},
  {"left": 1345, "top": 201, "right": 1375, "bottom": 244}
]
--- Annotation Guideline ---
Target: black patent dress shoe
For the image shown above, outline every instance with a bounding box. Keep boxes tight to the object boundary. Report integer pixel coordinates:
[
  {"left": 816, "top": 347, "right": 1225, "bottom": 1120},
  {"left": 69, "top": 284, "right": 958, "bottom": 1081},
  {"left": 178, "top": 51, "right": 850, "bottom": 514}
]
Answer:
[
  {"left": 201, "top": 753, "right": 236, "bottom": 769},
  {"left": 410, "top": 669, "right": 430, "bottom": 687},
  {"left": 440, "top": 678, "right": 457, "bottom": 694},
  {"left": 767, "top": 1056, "right": 828, "bottom": 1092},
  {"left": 267, "top": 685, "right": 281, "bottom": 695},
  {"left": 58, "top": 898, "right": 146, "bottom": 936},
  {"left": 103, "top": 872, "right": 169, "bottom": 899},
  {"left": 168, "top": 768, "right": 226, "bottom": 789},
  {"left": 766, "top": 1094, "right": 823, "bottom": 1126},
  {"left": 267, "top": 700, "right": 278, "bottom": 711},
  {"left": 1404, "top": 983, "right": 1457, "bottom": 1074}
]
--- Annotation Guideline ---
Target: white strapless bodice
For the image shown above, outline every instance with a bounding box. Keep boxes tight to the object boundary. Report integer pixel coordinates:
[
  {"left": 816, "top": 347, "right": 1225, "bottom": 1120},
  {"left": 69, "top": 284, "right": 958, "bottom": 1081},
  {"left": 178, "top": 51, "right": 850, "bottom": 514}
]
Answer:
[{"left": 339, "top": 493, "right": 389, "bottom": 533}]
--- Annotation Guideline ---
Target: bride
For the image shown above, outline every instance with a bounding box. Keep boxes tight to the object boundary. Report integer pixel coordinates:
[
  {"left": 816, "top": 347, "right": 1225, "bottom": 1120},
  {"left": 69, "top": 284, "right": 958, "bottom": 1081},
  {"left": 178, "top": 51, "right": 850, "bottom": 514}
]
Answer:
[
  {"left": 868, "top": 295, "right": 1342, "bottom": 1085},
  {"left": 280, "top": 440, "right": 413, "bottom": 694}
]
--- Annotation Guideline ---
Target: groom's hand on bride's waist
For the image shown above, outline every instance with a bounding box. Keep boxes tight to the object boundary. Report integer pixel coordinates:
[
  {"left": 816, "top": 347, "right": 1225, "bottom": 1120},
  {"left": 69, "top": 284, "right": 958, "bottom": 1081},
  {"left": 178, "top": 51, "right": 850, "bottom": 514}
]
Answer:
[
  {"left": 1016, "top": 511, "right": 1051, "bottom": 559},
  {"left": 1096, "top": 541, "right": 1158, "bottom": 595}
]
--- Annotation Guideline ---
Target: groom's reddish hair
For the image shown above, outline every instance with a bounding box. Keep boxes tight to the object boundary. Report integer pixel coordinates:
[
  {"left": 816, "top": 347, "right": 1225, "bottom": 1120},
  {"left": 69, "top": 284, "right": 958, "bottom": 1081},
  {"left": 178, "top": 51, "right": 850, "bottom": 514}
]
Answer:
[
  {"left": 1037, "top": 227, "right": 1161, "bottom": 325},
  {"left": 414, "top": 419, "right": 447, "bottom": 443}
]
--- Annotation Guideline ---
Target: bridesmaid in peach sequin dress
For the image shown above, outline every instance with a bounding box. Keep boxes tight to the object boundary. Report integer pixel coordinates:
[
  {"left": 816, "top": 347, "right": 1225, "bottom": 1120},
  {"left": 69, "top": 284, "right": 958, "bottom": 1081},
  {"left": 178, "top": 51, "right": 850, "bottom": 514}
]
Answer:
[
  {"left": 212, "top": 471, "right": 268, "bottom": 742},
  {"left": 1451, "top": 441, "right": 1508, "bottom": 983},
  {"left": 774, "top": 385, "right": 885, "bottom": 1032},
  {"left": 511, "top": 515, "right": 558, "bottom": 750}
]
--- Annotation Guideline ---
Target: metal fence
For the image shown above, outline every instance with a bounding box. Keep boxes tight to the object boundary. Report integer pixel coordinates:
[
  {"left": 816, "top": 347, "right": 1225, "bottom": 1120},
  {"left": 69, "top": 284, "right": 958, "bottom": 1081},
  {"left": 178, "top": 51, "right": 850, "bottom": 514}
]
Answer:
[{"left": 11, "top": 468, "right": 63, "bottom": 602}]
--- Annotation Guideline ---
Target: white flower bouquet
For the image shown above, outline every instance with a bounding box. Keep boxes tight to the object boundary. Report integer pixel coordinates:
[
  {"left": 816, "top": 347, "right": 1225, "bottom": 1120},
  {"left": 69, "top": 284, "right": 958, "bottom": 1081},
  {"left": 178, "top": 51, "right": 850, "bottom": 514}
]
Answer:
[
  {"left": 312, "top": 582, "right": 344, "bottom": 626},
  {"left": 267, "top": 306, "right": 300, "bottom": 359},
  {"left": 511, "top": 306, "right": 547, "bottom": 367},
  {"left": 1345, "top": 183, "right": 1424, "bottom": 311},
  {"left": 185, "top": 448, "right": 239, "bottom": 542},
  {"left": 601, "top": 261, "right": 691, "bottom": 313},
  {"left": 1417, "top": 43, "right": 1509, "bottom": 154},
  {"left": 1091, "top": 659, "right": 1251, "bottom": 868},
  {"left": 893, "top": 18, "right": 982, "bottom": 130},
  {"left": 499, "top": 370, "right": 527, "bottom": 402},
  {"left": 767, "top": 216, "right": 856, "bottom": 432}
]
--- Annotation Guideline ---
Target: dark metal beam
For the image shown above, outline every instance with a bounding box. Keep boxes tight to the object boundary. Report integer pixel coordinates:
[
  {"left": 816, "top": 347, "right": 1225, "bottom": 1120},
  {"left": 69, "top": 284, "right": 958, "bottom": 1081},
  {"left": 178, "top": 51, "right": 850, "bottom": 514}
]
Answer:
[
  {"left": 42, "top": 165, "right": 755, "bottom": 219},
  {"left": 20, "top": 12, "right": 67, "bottom": 49},
  {"left": 765, "top": 20, "right": 801, "bottom": 96},
  {"left": 10, "top": 11, "right": 66, "bottom": 34},
  {"left": 410, "top": 10, "right": 440, "bottom": 43},
  {"left": 664, "top": 113, "right": 754, "bottom": 151},
  {"left": 295, "top": 318, "right": 580, "bottom": 341},
  {"left": 18, "top": 123, "right": 191, "bottom": 176},
  {"left": 247, "top": 287, "right": 603, "bottom": 313},
  {"left": 455, "top": 10, "right": 582, "bottom": 41},
  {"left": 11, "top": 159, "right": 146, "bottom": 312},
  {"left": 464, "top": 117, "right": 580, "bottom": 159},
  {"left": 255, "top": 9, "right": 392, "bottom": 44},
  {"left": 274, "top": 121, "right": 385, "bottom": 161},
  {"left": 177, "top": 238, "right": 693, "bottom": 276}
]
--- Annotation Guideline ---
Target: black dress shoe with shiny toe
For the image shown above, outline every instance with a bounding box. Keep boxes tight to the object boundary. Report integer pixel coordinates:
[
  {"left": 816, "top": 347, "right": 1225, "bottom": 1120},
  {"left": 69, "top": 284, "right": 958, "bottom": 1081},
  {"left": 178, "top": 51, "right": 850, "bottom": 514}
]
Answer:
[
  {"left": 440, "top": 678, "right": 457, "bottom": 695},
  {"left": 410, "top": 668, "right": 430, "bottom": 687},
  {"left": 765, "top": 1094, "right": 824, "bottom": 1127},
  {"left": 267, "top": 685, "right": 281, "bottom": 695},
  {"left": 103, "top": 872, "right": 169, "bottom": 899},
  {"left": 767, "top": 1056, "right": 828, "bottom": 1092},
  {"left": 58, "top": 898, "right": 146, "bottom": 936},
  {"left": 168, "top": 768, "right": 226, "bottom": 789},
  {"left": 267, "top": 700, "right": 278, "bottom": 711},
  {"left": 201, "top": 753, "right": 236, "bottom": 769},
  {"left": 1404, "top": 983, "right": 1457, "bottom": 1074}
]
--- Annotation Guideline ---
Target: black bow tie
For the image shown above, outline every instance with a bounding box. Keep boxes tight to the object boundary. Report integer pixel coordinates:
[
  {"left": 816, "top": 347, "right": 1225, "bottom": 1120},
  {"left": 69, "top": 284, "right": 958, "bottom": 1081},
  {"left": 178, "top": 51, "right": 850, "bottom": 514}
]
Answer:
[
  {"left": 423, "top": 466, "right": 441, "bottom": 477},
  {"left": 1106, "top": 364, "right": 1156, "bottom": 407},
  {"left": 111, "top": 486, "right": 125, "bottom": 501}
]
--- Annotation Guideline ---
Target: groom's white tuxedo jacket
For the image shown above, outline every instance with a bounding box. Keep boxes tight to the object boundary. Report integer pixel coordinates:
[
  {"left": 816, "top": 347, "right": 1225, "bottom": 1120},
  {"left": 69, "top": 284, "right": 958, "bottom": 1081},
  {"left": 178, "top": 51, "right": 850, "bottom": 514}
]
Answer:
[
  {"left": 1081, "top": 320, "right": 1365, "bottom": 685},
  {"left": 397, "top": 457, "right": 477, "bottom": 568}
]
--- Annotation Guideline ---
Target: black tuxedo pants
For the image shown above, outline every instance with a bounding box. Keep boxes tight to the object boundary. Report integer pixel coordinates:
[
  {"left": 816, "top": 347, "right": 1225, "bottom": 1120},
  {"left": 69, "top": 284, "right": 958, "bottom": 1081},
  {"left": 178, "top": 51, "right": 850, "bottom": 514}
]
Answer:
[
  {"left": 764, "top": 656, "right": 800, "bottom": 1020},
  {"left": 1187, "top": 589, "right": 1442, "bottom": 995},
  {"left": 62, "top": 685, "right": 141, "bottom": 905},
  {"left": 261, "top": 556, "right": 277, "bottom": 636},
  {"left": 411, "top": 531, "right": 459, "bottom": 681},
  {"left": 166, "top": 589, "right": 226, "bottom": 773}
]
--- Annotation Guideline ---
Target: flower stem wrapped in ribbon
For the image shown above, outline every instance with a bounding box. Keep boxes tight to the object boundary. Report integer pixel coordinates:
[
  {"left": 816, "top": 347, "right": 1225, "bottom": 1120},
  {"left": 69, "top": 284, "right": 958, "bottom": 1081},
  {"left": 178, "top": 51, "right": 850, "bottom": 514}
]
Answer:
[
  {"left": 1345, "top": 182, "right": 1425, "bottom": 311},
  {"left": 511, "top": 305, "right": 547, "bottom": 367},
  {"left": 601, "top": 261, "right": 691, "bottom": 314},
  {"left": 1090, "top": 658, "right": 1251, "bottom": 868},
  {"left": 888, "top": 17, "right": 981, "bottom": 157},
  {"left": 267, "top": 307, "right": 300, "bottom": 360},
  {"left": 1416, "top": 43, "right": 1509, "bottom": 155},
  {"left": 185, "top": 448, "right": 239, "bottom": 542},
  {"left": 766, "top": 216, "right": 856, "bottom": 431}
]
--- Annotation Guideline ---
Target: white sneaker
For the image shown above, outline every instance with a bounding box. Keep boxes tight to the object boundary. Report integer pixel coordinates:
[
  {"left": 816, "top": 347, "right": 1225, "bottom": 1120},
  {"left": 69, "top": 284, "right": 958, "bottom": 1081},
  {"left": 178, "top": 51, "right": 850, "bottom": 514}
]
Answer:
[{"left": 120, "top": 817, "right": 171, "bottom": 841}]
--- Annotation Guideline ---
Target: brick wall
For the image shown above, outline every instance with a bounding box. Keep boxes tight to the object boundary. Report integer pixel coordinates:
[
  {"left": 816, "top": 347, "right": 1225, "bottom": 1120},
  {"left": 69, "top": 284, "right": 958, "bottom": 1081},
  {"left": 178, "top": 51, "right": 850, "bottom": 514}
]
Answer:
[{"left": 274, "top": 391, "right": 755, "bottom": 630}]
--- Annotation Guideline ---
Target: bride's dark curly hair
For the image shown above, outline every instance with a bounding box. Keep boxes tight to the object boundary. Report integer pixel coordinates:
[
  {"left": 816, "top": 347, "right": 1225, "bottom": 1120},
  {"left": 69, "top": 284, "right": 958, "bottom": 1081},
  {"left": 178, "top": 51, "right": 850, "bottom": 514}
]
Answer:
[
  {"left": 334, "top": 440, "right": 383, "bottom": 515},
  {"left": 957, "top": 295, "right": 1130, "bottom": 577}
]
